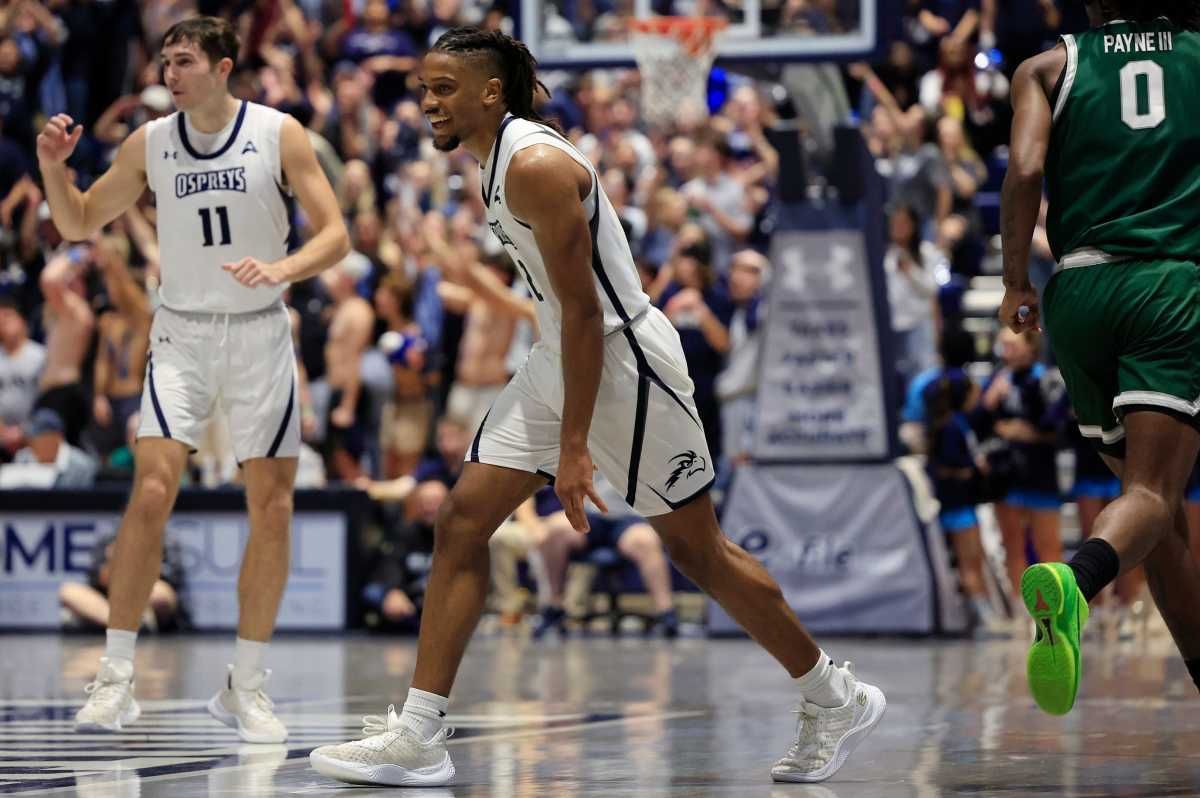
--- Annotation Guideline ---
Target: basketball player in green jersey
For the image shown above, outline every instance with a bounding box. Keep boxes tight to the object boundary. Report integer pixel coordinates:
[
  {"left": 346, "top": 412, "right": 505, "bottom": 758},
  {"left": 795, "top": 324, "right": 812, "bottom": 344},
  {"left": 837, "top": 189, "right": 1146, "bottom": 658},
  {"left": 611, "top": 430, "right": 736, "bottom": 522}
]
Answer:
[{"left": 999, "top": 1, "right": 1200, "bottom": 716}]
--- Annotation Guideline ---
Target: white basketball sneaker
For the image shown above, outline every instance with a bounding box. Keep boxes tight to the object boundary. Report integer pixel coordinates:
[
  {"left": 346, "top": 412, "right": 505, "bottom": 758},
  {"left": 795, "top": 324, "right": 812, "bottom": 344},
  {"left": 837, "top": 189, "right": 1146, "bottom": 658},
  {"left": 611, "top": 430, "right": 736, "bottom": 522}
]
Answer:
[
  {"left": 207, "top": 665, "right": 288, "bottom": 743},
  {"left": 771, "top": 661, "right": 886, "bottom": 783},
  {"left": 75, "top": 657, "right": 140, "bottom": 732},
  {"left": 310, "top": 704, "right": 455, "bottom": 787}
]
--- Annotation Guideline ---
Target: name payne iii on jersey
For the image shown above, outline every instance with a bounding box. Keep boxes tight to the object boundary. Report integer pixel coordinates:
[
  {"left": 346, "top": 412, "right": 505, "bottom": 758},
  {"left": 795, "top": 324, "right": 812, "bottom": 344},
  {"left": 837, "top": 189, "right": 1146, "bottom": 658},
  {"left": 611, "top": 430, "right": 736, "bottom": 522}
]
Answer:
[{"left": 1000, "top": 5, "right": 1200, "bottom": 721}]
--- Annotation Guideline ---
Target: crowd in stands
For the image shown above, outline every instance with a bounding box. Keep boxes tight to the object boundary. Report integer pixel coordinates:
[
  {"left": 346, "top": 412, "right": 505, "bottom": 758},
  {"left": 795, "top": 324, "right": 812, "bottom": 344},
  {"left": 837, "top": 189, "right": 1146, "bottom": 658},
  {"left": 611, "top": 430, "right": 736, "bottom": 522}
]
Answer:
[
  {"left": 868, "top": 1, "right": 1200, "bottom": 637},
  {"left": 0, "top": 0, "right": 779, "bottom": 632},
  {"left": 1, "top": 0, "right": 1181, "bottom": 635}
]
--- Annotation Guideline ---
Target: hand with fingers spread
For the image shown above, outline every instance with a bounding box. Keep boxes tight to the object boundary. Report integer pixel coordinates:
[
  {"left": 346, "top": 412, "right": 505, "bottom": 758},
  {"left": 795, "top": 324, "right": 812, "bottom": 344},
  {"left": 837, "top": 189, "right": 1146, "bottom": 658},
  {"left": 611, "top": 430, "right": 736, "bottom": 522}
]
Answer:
[
  {"left": 222, "top": 257, "right": 288, "bottom": 288},
  {"left": 37, "top": 114, "right": 85, "bottom": 165},
  {"left": 555, "top": 448, "right": 608, "bottom": 533}
]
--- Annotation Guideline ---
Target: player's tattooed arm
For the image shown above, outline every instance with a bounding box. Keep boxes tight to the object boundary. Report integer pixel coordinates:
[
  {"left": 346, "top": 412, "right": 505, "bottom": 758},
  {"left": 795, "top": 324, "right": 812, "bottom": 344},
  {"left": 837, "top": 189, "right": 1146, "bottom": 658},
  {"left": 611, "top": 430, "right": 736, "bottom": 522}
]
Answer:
[
  {"left": 506, "top": 144, "right": 608, "bottom": 532},
  {"left": 250, "top": 115, "right": 349, "bottom": 285},
  {"left": 999, "top": 47, "right": 1060, "bottom": 333},
  {"left": 37, "top": 120, "right": 148, "bottom": 241}
]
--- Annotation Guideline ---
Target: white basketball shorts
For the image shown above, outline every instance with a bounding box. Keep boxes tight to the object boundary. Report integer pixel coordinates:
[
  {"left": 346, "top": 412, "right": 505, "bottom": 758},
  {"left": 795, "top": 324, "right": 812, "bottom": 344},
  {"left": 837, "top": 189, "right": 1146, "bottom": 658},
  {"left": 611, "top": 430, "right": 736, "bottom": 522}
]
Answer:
[
  {"left": 468, "top": 307, "right": 714, "bottom": 517},
  {"left": 137, "top": 301, "right": 300, "bottom": 461}
]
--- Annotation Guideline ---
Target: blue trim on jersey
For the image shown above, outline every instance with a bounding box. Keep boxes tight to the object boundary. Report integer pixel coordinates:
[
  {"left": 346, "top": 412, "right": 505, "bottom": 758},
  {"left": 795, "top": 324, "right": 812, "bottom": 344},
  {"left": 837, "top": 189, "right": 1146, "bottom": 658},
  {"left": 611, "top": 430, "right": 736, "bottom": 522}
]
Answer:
[
  {"left": 1072, "top": 477, "right": 1121, "bottom": 501},
  {"left": 1004, "top": 489, "right": 1062, "bottom": 510},
  {"left": 625, "top": 374, "right": 651, "bottom": 506},
  {"left": 469, "top": 409, "right": 490, "bottom": 463},
  {"left": 483, "top": 116, "right": 517, "bottom": 208},
  {"left": 266, "top": 380, "right": 295, "bottom": 458},
  {"left": 178, "top": 100, "right": 248, "bottom": 161},
  {"left": 536, "top": 469, "right": 556, "bottom": 485},
  {"left": 148, "top": 358, "right": 171, "bottom": 439},
  {"left": 1188, "top": 484, "right": 1200, "bottom": 503},
  {"left": 939, "top": 506, "right": 978, "bottom": 532}
]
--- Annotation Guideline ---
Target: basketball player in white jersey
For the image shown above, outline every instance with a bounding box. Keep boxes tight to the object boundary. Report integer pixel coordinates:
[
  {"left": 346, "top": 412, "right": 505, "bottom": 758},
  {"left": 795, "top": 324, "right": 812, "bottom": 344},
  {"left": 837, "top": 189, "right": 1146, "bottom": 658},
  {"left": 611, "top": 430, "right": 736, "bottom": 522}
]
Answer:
[
  {"left": 311, "top": 27, "right": 885, "bottom": 786},
  {"left": 37, "top": 17, "right": 349, "bottom": 742}
]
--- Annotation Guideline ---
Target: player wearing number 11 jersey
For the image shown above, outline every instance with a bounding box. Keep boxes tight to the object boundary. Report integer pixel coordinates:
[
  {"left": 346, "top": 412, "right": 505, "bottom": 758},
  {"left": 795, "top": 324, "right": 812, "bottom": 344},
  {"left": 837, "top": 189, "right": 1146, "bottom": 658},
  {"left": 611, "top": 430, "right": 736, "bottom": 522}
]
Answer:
[
  {"left": 38, "top": 16, "right": 349, "bottom": 740},
  {"left": 999, "top": 2, "right": 1200, "bottom": 717}
]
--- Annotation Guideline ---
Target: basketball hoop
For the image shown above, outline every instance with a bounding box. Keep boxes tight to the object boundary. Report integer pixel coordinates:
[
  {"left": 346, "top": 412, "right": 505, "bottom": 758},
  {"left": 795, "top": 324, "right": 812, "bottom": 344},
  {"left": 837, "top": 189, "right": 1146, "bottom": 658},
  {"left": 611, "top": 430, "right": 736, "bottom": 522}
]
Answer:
[{"left": 628, "top": 16, "right": 727, "bottom": 128}]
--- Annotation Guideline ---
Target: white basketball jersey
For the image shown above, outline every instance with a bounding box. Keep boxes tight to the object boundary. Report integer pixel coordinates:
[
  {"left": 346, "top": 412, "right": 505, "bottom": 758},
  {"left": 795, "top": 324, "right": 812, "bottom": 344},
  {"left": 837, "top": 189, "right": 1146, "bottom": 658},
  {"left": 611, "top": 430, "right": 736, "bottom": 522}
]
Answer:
[
  {"left": 482, "top": 115, "right": 650, "bottom": 349},
  {"left": 144, "top": 100, "right": 291, "bottom": 314}
]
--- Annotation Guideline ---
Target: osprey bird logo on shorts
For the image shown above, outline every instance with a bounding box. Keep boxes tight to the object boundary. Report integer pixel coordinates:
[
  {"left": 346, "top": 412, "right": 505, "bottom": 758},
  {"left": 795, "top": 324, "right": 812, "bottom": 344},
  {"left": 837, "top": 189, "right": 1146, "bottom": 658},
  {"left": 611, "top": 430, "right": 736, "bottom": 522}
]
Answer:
[{"left": 665, "top": 450, "right": 707, "bottom": 491}]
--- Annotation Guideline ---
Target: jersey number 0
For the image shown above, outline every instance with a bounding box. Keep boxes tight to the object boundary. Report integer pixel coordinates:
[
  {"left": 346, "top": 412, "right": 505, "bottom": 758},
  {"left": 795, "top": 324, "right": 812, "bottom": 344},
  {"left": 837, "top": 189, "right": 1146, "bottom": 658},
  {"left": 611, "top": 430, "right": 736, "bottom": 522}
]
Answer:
[
  {"left": 198, "top": 206, "right": 232, "bottom": 247},
  {"left": 1119, "top": 60, "right": 1166, "bottom": 131}
]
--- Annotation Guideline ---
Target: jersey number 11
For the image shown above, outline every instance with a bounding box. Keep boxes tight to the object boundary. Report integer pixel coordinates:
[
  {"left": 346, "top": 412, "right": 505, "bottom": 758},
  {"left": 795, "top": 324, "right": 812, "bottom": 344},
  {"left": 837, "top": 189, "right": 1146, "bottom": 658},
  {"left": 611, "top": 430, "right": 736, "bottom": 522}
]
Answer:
[{"left": 198, "top": 206, "right": 232, "bottom": 247}]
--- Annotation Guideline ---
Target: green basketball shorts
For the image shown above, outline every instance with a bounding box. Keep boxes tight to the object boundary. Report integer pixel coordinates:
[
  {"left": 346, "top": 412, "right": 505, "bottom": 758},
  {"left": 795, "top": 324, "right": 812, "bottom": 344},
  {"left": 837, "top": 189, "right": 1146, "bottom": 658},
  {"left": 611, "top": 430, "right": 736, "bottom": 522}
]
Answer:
[{"left": 1043, "top": 258, "right": 1200, "bottom": 456}]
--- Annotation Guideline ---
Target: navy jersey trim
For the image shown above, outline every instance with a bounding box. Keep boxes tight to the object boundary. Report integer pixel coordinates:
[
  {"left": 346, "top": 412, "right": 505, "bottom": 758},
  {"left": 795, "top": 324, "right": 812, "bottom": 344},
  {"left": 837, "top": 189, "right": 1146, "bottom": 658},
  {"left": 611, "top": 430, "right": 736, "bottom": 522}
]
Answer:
[
  {"left": 469, "top": 409, "right": 491, "bottom": 462},
  {"left": 483, "top": 116, "right": 518, "bottom": 208},
  {"left": 266, "top": 380, "right": 295, "bottom": 457},
  {"left": 590, "top": 209, "right": 632, "bottom": 324},
  {"left": 179, "top": 100, "right": 248, "bottom": 161},
  {"left": 624, "top": 374, "right": 652, "bottom": 507},
  {"left": 536, "top": 468, "right": 556, "bottom": 485},
  {"left": 621, "top": 327, "right": 700, "bottom": 428},
  {"left": 148, "top": 357, "right": 171, "bottom": 438}
]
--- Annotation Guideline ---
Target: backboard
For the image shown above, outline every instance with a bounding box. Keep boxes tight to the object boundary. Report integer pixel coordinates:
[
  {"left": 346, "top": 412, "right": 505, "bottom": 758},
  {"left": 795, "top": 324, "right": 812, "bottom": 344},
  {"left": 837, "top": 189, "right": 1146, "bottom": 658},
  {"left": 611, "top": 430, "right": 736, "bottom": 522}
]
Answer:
[{"left": 517, "top": 0, "right": 886, "bottom": 69}]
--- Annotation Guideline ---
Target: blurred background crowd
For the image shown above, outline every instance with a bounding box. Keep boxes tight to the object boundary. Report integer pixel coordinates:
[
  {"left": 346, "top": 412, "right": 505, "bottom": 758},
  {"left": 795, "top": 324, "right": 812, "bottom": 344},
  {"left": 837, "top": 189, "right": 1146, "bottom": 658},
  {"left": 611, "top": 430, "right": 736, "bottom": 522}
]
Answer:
[{"left": 4, "top": 0, "right": 1173, "bottom": 638}]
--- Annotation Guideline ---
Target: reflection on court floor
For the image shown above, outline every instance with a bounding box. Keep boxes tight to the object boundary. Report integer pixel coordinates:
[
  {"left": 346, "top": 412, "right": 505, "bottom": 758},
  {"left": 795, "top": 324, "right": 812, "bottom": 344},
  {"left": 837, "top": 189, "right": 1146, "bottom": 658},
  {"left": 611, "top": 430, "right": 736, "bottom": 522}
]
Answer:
[{"left": 1, "top": 633, "right": 1197, "bottom": 797}]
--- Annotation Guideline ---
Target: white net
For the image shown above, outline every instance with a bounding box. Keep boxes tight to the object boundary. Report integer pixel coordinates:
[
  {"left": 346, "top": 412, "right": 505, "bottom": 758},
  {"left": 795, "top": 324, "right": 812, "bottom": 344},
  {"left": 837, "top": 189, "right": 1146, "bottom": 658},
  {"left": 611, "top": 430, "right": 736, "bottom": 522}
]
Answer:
[{"left": 630, "top": 19, "right": 723, "bottom": 128}]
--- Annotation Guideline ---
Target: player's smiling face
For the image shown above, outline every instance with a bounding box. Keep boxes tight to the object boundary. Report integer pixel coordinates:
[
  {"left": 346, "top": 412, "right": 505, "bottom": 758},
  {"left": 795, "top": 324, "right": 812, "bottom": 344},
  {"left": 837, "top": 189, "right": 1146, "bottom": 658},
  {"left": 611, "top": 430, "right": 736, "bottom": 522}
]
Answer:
[
  {"left": 161, "top": 41, "right": 228, "bottom": 111},
  {"left": 418, "top": 50, "right": 499, "bottom": 153}
]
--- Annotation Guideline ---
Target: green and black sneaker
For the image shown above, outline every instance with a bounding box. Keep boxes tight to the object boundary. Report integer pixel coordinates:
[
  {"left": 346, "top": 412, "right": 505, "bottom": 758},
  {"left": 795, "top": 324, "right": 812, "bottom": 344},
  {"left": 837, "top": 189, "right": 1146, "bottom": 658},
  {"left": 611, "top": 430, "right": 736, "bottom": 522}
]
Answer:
[{"left": 1021, "top": 562, "right": 1089, "bottom": 716}]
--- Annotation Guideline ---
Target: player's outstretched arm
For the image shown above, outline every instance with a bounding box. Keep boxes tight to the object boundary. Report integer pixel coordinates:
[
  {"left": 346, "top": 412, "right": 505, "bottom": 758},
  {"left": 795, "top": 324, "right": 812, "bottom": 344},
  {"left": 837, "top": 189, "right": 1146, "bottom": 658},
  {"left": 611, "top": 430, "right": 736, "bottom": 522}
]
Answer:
[
  {"left": 37, "top": 118, "right": 148, "bottom": 241},
  {"left": 507, "top": 145, "right": 608, "bottom": 532},
  {"left": 268, "top": 115, "right": 351, "bottom": 282},
  {"left": 999, "top": 48, "right": 1060, "bottom": 333}
]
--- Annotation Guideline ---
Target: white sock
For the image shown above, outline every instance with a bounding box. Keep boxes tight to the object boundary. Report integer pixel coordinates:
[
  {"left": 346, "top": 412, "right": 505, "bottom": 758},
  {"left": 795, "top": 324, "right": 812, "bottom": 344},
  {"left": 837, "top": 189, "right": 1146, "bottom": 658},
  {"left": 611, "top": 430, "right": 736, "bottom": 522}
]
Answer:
[
  {"left": 232, "top": 638, "right": 268, "bottom": 688},
  {"left": 398, "top": 688, "right": 449, "bottom": 741},
  {"left": 794, "top": 649, "right": 849, "bottom": 709},
  {"left": 104, "top": 629, "right": 138, "bottom": 671}
]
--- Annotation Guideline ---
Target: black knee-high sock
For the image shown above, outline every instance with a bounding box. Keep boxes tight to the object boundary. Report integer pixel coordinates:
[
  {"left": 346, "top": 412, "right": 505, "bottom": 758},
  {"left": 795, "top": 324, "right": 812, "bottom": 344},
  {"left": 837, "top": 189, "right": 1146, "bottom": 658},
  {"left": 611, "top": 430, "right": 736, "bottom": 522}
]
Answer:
[
  {"left": 1068, "top": 538, "right": 1120, "bottom": 603},
  {"left": 1186, "top": 659, "right": 1200, "bottom": 694}
]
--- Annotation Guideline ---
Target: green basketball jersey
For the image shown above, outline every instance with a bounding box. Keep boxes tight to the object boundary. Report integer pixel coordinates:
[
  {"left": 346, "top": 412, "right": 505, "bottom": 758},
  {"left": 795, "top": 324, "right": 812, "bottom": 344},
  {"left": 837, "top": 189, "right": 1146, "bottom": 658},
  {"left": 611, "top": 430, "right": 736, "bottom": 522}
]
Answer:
[{"left": 1045, "top": 19, "right": 1200, "bottom": 264}]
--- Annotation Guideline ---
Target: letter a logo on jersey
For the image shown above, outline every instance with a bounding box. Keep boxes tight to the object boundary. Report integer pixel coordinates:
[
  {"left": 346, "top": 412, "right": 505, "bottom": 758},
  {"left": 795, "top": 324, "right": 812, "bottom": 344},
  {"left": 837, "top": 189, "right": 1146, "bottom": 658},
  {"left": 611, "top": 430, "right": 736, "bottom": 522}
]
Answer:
[{"left": 242, "top": 141, "right": 258, "bottom": 155}]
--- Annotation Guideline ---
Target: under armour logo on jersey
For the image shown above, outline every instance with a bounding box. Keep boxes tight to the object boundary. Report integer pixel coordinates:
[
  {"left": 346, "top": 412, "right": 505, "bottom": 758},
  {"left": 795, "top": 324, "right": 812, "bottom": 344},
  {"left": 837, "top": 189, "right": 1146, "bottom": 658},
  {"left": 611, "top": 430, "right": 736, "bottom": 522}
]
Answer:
[
  {"left": 665, "top": 450, "right": 707, "bottom": 491},
  {"left": 156, "top": 335, "right": 171, "bottom": 344},
  {"left": 242, "top": 141, "right": 258, "bottom": 155},
  {"left": 494, "top": 189, "right": 502, "bottom": 204},
  {"left": 163, "top": 150, "right": 177, "bottom": 160}
]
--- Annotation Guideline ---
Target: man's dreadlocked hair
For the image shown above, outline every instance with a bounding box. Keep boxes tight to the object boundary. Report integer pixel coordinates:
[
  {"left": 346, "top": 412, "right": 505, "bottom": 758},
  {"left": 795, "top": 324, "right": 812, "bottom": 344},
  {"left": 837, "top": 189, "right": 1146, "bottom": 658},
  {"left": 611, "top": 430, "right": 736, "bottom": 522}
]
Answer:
[
  {"left": 1113, "top": 0, "right": 1200, "bottom": 29},
  {"left": 431, "top": 27, "right": 560, "bottom": 130}
]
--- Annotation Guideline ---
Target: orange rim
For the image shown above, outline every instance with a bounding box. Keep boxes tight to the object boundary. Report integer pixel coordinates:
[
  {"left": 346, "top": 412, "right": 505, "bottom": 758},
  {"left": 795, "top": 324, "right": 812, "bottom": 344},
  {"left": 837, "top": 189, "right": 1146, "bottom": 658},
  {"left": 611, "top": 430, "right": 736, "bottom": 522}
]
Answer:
[{"left": 628, "top": 16, "right": 727, "bottom": 56}]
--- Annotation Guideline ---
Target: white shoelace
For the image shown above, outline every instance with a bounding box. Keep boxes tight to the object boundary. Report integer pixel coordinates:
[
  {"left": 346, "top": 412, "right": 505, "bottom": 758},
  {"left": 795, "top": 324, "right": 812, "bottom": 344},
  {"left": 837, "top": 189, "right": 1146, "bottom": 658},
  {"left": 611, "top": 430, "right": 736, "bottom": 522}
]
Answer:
[
  {"left": 83, "top": 678, "right": 129, "bottom": 704},
  {"left": 237, "top": 688, "right": 276, "bottom": 718},
  {"left": 788, "top": 701, "right": 822, "bottom": 758},
  {"left": 361, "top": 705, "right": 401, "bottom": 737},
  {"left": 360, "top": 705, "right": 454, "bottom": 741},
  {"left": 787, "top": 661, "right": 857, "bottom": 759}
]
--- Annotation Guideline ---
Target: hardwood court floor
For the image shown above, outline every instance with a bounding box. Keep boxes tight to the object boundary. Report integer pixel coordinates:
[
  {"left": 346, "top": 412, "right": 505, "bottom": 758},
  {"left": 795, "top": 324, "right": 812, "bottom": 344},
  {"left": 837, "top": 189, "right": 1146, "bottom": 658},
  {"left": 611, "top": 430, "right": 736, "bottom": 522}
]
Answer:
[{"left": 2, "top": 630, "right": 1198, "bottom": 797}]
